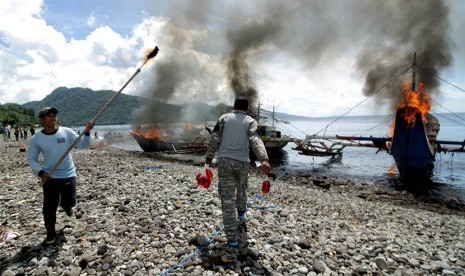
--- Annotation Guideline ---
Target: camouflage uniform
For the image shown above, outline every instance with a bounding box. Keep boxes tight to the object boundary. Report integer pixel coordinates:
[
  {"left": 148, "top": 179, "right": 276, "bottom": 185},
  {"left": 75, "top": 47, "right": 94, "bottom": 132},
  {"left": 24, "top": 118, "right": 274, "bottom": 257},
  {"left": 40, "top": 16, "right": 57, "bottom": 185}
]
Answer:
[{"left": 206, "top": 110, "right": 268, "bottom": 242}]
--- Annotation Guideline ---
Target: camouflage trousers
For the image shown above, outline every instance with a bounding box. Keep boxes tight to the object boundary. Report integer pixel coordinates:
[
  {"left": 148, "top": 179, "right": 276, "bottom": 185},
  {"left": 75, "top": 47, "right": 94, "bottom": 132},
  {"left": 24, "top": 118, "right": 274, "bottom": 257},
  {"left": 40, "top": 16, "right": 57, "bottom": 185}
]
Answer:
[{"left": 217, "top": 157, "right": 249, "bottom": 242}]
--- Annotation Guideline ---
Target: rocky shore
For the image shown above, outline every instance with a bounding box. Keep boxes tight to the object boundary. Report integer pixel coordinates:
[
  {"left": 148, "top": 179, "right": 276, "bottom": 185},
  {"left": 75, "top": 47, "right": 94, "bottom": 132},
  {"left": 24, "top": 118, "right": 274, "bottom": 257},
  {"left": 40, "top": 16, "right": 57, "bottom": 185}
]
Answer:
[{"left": 1, "top": 139, "right": 465, "bottom": 275}]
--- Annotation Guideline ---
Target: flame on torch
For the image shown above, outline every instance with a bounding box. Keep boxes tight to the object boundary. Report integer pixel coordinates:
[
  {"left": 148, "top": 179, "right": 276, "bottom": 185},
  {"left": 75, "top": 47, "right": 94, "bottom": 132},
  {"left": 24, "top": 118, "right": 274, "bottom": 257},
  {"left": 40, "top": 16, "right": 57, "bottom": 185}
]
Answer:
[
  {"left": 45, "top": 45, "right": 159, "bottom": 181},
  {"left": 142, "top": 46, "right": 159, "bottom": 67}
]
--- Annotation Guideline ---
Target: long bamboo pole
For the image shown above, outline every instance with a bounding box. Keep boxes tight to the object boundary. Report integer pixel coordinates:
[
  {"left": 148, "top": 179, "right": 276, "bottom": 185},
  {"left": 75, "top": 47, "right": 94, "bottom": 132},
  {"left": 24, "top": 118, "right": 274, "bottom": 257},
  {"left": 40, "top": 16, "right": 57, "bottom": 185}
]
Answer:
[{"left": 47, "top": 46, "right": 159, "bottom": 176}]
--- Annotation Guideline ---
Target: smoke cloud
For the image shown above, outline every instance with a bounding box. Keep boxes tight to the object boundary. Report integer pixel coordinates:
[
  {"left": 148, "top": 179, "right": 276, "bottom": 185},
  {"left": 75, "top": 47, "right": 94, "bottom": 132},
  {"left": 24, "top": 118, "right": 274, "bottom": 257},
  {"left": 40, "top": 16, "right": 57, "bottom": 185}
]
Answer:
[
  {"left": 134, "top": 0, "right": 452, "bottom": 125},
  {"left": 353, "top": 1, "right": 452, "bottom": 111}
]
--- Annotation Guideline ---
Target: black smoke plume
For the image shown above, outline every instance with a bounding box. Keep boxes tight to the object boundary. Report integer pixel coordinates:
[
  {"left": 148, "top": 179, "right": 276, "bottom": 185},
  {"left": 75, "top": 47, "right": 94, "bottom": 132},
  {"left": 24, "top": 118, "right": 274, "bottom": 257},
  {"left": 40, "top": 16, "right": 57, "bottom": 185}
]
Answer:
[{"left": 133, "top": 0, "right": 452, "bottom": 125}]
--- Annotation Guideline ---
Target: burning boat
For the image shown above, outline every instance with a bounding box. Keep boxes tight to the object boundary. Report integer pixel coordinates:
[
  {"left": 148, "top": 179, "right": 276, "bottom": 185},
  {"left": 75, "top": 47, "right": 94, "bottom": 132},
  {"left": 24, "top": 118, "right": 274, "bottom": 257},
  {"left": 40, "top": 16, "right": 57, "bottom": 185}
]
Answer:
[
  {"left": 390, "top": 80, "right": 440, "bottom": 182},
  {"left": 130, "top": 124, "right": 209, "bottom": 153},
  {"left": 131, "top": 105, "right": 294, "bottom": 155},
  {"left": 293, "top": 53, "right": 464, "bottom": 184}
]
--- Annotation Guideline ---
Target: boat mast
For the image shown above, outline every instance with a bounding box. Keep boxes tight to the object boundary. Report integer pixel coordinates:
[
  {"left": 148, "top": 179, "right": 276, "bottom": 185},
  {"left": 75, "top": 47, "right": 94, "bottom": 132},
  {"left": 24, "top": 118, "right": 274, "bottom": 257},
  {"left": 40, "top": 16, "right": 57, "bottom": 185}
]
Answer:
[
  {"left": 411, "top": 52, "right": 417, "bottom": 92},
  {"left": 272, "top": 106, "right": 275, "bottom": 128},
  {"left": 257, "top": 102, "right": 261, "bottom": 123}
]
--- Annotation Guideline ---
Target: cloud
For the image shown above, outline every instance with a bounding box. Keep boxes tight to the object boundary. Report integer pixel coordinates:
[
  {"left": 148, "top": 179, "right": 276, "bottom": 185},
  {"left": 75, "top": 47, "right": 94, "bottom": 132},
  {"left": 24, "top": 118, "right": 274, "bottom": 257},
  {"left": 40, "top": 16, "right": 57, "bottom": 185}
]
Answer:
[
  {"left": 0, "top": 0, "right": 464, "bottom": 119},
  {"left": 86, "top": 14, "right": 96, "bottom": 27},
  {"left": 0, "top": 0, "right": 156, "bottom": 104}
]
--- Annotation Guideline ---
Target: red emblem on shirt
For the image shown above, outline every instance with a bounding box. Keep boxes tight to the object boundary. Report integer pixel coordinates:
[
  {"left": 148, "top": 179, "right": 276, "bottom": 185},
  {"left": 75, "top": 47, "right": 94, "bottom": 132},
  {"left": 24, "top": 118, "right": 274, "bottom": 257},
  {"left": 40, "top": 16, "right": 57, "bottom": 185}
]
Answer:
[{"left": 57, "top": 138, "right": 65, "bottom": 144}]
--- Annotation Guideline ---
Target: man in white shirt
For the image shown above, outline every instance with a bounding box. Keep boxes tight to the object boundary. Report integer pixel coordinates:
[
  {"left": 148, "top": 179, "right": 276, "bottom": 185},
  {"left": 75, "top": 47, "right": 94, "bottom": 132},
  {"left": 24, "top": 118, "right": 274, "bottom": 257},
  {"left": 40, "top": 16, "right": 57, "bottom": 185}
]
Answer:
[{"left": 27, "top": 107, "right": 94, "bottom": 246}]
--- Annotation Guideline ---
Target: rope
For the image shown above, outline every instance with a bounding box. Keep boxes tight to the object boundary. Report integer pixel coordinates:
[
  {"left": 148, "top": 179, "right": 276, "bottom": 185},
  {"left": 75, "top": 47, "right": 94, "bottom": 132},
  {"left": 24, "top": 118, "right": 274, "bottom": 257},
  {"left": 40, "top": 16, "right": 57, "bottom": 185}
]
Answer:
[
  {"left": 160, "top": 148, "right": 300, "bottom": 275},
  {"left": 313, "top": 65, "right": 412, "bottom": 136},
  {"left": 159, "top": 226, "right": 224, "bottom": 276},
  {"left": 416, "top": 65, "right": 465, "bottom": 94},
  {"left": 246, "top": 151, "right": 300, "bottom": 209},
  {"left": 247, "top": 193, "right": 276, "bottom": 210},
  {"left": 356, "top": 115, "right": 393, "bottom": 136},
  {"left": 430, "top": 100, "right": 465, "bottom": 126}
]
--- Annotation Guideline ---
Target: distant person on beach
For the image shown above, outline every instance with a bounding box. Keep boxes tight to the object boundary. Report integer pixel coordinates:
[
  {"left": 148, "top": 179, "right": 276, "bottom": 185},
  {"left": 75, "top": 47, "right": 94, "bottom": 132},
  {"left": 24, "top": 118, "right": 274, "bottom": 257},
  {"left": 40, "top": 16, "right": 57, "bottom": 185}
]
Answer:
[
  {"left": 205, "top": 97, "right": 271, "bottom": 250},
  {"left": 14, "top": 127, "right": 19, "bottom": 141},
  {"left": 27, "top": 107, "right": 94, "bottom": 246},
  {"left": 1, "top": 126, "right": 8, "bottom": 141}
]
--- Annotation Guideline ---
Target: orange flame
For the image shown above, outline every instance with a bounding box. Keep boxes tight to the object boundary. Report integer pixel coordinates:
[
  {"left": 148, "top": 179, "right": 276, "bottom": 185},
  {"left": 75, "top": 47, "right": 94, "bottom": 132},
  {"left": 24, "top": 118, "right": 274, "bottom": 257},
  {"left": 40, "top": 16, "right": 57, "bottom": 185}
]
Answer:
[
  {"left": 142, "top": 46, "right": 159, "bottom": 66},
  {"left": 389, "top": 81, "right": 431, "bottom": 136},
  {"left": 398, "top": 82, "right": 430, "bottom": 123},
  {"left": 388, "top": 167, "right": 396, "bottom": 175},
  {"left": 132, "top": 128, "right": 161, "bottom": 139}
]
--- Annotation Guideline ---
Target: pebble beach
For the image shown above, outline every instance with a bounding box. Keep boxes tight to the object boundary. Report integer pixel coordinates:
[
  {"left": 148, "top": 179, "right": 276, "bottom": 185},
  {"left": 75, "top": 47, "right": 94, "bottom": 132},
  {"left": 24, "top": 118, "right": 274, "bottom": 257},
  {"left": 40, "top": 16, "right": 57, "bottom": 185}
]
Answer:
[{"left": 1, "top": 139, "right": 465, "bottom": 276}]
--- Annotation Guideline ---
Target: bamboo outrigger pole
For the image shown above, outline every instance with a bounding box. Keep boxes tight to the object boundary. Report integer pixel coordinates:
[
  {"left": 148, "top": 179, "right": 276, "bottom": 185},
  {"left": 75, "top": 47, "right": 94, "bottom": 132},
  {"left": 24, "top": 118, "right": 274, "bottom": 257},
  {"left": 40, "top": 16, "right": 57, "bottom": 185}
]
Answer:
[{"left": 47, "top": 46, "right": 159, "bottom": 177}]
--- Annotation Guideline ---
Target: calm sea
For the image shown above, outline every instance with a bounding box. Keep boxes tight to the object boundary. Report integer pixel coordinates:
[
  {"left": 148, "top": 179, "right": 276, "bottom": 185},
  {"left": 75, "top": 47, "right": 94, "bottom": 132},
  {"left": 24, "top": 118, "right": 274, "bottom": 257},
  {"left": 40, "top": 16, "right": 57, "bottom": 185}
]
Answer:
[
  {"left": 281, "top": 115, "right": 465, "bottom": 181},
  {"left": 82, "top": 113, "right": 465, "bottom": 202},
  {"left": 275, "top": 113, "right": 465, "bottom": 202}
]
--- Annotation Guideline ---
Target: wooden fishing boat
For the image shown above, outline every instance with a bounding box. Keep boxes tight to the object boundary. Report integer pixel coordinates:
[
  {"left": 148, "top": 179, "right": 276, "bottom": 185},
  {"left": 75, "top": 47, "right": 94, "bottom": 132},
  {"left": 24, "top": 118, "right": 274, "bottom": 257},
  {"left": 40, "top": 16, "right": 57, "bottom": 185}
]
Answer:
[
  {"left": 258, "top": 125, "right": 291, "bottom": 151},
  {"left": 256, "top": 106, "right": 294, "bottom": 153},
  {"left": 131, "top": 104, "right": 295, "bottom": 155},
  {"left": 390, "top": 107, "right": 437, "bottom": 182},
  {"left": 292, "top": 53, "right": 465, "bottom": 184},
  {"left": 130, "top": 125, "right": 209, "bottom": 153}
]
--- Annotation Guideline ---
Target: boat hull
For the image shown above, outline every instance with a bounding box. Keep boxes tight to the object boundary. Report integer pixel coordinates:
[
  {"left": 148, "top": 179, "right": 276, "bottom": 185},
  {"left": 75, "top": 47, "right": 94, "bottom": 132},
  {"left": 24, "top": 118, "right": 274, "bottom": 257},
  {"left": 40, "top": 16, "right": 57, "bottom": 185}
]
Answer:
[
  {"left": 262, "top": 139, "right": 289, "bottom": 151},
  {"left": 131, "top": 133, "right": 190, "bottom": 152},
  {"left": 132, "top": 131, "right": 290, "bottom": 154},
  {"left": 390, "top": 108, "right": 435, "bottom": 183}
]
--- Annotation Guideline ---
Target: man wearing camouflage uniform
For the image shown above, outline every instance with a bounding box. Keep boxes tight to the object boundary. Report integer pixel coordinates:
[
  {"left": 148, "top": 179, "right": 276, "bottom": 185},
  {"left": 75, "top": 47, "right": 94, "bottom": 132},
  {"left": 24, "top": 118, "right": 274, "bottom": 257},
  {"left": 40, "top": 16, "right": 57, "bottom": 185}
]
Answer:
[{"left": 205, "top": 97, "right": 271, "bottom": 248}]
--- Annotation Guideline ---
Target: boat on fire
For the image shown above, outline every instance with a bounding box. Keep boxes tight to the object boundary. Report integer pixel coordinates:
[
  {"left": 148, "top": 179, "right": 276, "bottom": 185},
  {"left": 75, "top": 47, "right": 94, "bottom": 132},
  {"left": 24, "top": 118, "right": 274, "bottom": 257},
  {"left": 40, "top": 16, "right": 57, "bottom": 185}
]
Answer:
[
  {"left": 131, "top": 106, "right": 294, "bottom": 154},
  {"left": 130, "top": 124, "right": 209, "bottom": 153},
  {"left": 293, "top": 53, "right": 465, "bottom": 184}
]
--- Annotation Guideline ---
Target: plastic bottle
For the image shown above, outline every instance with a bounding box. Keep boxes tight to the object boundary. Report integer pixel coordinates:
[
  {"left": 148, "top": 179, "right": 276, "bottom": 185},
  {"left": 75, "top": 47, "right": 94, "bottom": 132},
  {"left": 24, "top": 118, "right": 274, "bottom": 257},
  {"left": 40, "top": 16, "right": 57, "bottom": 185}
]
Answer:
[{"left": 261, "top": 178, "right": 271, "bottom": 195}]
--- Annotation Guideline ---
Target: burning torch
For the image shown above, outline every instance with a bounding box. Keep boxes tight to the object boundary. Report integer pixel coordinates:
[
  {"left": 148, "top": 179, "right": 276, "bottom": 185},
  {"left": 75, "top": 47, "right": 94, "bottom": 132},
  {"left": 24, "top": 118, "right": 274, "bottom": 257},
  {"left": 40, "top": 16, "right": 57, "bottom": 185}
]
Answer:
[{"left": 45, "top": 46, "right": 159, "bottom": 179}]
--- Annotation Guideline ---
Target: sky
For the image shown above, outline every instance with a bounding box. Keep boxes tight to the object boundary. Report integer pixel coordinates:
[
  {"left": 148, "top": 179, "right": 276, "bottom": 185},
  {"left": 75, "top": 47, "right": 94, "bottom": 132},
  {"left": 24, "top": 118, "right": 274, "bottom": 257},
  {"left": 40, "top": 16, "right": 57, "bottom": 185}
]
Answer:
[{"left": 1, "top": 0, "right": 465, "bottom": 118}]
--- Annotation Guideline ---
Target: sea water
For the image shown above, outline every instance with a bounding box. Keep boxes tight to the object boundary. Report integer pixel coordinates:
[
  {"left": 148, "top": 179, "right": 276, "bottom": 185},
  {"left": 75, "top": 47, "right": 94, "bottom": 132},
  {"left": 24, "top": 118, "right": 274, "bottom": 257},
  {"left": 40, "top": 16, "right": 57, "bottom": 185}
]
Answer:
[
  {"left": 81, "top": 113, "right": 465, "bottom": 202},
  {"left": 277, "top": 114, "right": 465, "bottom": 202}
]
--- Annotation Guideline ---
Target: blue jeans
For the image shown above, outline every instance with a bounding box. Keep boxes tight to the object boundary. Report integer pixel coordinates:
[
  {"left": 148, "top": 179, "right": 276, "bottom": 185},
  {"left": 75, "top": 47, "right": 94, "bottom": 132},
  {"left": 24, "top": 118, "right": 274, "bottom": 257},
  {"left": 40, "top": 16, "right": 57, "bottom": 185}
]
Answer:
[{"left": 42, "top": 177, "right": 76, "bottom": 238}]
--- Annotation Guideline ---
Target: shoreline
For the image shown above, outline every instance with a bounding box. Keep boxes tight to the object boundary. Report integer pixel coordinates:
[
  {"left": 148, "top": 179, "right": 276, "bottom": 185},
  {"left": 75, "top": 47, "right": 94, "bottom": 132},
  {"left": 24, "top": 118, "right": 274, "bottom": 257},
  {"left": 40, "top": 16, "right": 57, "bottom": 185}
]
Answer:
[{"left": 1, "top": 140, "right": 465, "bottom": 275}]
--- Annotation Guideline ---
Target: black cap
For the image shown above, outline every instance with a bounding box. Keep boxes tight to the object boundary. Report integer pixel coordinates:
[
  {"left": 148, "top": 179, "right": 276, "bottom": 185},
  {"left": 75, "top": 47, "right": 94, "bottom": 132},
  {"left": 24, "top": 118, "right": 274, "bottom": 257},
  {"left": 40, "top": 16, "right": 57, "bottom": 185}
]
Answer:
[
  {"left": 234, "top": 97, "right": 249, "bottom": 111},
  {"left": 39, "top": 107, "right": 58, "bottom": 118}
]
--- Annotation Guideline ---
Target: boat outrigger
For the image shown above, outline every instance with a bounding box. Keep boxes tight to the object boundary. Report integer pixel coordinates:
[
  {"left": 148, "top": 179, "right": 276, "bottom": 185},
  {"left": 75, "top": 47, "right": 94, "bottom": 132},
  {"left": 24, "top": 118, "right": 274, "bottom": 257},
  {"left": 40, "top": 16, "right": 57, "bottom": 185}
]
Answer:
[{"left": 293, "top": 53, "right": 465, "bottom": 183}]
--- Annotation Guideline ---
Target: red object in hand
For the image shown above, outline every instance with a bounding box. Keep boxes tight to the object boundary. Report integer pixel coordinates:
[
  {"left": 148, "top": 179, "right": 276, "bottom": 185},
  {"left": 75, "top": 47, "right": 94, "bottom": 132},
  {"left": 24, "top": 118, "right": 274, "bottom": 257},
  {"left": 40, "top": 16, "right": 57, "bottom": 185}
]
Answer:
[
  {"left": 196, "top": 167, "right": 213, "bottom": 189},
  {"left": 205, "top": 168, "right": 213, "bottom": 179},
  {"left": 261, "top": 180, "right": 270, "bottom": 195}
]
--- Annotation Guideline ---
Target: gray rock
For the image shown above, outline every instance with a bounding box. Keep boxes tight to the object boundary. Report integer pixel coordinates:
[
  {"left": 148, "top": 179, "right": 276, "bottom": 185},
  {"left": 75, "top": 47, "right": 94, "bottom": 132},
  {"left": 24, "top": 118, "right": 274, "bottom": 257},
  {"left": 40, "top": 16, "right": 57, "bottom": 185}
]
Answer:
[
  {"left": 375, "top": 255, "right": 389, "bottom": 270},
  {"left": 313, "top": 259, "right": 327, "bottom": 273},
  {"left": 1, "top": 145, "right": 464, "bottom": 276}
]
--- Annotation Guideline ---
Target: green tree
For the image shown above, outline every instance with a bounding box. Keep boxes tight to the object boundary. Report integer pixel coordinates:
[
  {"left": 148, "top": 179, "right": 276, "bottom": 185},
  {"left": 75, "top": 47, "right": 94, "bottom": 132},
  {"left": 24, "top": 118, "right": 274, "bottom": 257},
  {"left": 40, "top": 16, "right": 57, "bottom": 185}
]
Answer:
[{"left": 0, "top": 103, "right": 36, "bottom": 126}]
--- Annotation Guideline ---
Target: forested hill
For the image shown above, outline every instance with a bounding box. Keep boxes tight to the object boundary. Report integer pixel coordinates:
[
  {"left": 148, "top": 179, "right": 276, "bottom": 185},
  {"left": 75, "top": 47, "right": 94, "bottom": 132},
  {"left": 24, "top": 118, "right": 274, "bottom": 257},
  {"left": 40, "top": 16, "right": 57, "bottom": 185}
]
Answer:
[
  {"left": 22, "top": 87, "right": 142, "bottom": 125},
  {"left": 16, "top": 87, "right": 310, "bottom": 126},
  {"left": 21, "top": 87, "right": 231, "bottom": 126}
]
